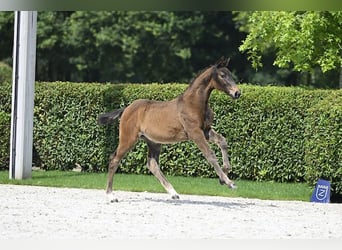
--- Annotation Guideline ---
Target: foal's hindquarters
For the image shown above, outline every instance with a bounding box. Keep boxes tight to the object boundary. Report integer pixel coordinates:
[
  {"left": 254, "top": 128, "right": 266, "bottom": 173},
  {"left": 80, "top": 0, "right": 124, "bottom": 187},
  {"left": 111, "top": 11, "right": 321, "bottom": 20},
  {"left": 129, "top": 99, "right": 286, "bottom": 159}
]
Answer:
[{"left": 106, "top": 99, "right": 188, "bottom": 202}]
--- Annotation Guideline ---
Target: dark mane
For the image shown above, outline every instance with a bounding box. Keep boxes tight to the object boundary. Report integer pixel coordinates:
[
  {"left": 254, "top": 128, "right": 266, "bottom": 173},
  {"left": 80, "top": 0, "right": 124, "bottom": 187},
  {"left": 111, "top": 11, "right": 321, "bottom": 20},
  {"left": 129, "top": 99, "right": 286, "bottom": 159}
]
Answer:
[
  {"left": 189, "top": 65, "right": 214, "bottom": 86},
  {"left": 188, "top": 56, "right": 231, "bottom": 86}
]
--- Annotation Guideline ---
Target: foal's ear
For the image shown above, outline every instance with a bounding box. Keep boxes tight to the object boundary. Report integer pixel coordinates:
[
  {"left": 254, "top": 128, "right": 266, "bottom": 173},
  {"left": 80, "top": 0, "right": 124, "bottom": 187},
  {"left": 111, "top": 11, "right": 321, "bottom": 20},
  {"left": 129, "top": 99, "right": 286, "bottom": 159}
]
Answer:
[
  {"left": 225, "top": 57, "right": 230, "bottom": 67},
  {"left": 215, "top": 57, "right": 230, "bottom": 68}
]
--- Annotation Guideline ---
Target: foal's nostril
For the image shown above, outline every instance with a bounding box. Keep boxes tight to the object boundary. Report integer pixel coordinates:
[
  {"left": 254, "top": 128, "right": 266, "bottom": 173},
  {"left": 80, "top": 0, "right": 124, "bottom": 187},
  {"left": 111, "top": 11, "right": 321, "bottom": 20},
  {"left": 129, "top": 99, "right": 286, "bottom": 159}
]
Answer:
[{"left": 234, "top": 90, "right": 241, "bottom": 99}]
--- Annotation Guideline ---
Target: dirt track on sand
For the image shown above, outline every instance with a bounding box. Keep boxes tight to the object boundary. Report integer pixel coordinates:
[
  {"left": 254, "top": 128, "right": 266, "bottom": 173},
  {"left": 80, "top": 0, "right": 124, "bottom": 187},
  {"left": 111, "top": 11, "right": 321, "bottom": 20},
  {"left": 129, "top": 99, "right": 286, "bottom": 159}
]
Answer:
[{"left": 1, "top": 184, "right": 341, "bottom": 239}]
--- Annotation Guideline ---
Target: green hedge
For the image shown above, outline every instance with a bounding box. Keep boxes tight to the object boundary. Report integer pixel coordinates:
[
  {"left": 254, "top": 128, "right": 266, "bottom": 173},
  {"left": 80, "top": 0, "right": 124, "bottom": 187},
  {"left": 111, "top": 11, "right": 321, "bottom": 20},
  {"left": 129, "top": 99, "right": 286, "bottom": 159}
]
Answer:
[
  {"left": 304, "top": 91, "right": 342, "bottom": 194},
  {"left": 0, "top": 82, "right": 341, "bottom": 195},
  {"left": 0, "top": 111, "right": 10, "bottom": 170},
  {"left": 0, "top": 62, "right": 12, "bottom": 84},
  {"left": 213, "top": 86, "right": 329, "bottom": 182}
]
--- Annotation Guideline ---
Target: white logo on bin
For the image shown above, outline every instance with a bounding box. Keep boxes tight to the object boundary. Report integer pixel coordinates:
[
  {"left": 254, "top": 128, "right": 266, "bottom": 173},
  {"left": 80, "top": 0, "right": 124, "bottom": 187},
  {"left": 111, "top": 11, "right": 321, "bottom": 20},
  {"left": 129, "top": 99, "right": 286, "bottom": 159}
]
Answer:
[{"left": 315, "top": 184, "right": 328, "bottom": 201}]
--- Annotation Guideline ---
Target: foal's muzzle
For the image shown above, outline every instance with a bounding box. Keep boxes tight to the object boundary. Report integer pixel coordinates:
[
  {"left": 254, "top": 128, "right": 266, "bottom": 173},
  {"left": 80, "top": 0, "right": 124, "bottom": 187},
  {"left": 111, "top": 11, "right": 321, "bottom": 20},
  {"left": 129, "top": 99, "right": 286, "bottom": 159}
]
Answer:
[
  {"left": 234, "top": 90, "right": 241, "bottom": 99},
  {"left": 229, "top": 89, "right": 241, "bottom": 99}
]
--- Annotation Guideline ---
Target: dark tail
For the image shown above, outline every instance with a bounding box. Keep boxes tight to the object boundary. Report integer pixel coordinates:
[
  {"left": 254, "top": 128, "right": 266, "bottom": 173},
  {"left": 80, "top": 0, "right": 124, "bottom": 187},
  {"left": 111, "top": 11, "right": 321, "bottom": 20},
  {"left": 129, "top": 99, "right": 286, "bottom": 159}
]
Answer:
[{"left": 97, "top": 108, "right": 125, "bottom": 125}]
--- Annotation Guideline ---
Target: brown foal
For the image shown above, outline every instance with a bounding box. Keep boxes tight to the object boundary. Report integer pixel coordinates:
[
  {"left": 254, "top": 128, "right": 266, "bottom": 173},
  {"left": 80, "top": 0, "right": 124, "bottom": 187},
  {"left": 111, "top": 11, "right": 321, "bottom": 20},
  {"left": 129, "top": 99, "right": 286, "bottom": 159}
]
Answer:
[{"left": 98, "top": 57, "right": 241, "bottom": 202}]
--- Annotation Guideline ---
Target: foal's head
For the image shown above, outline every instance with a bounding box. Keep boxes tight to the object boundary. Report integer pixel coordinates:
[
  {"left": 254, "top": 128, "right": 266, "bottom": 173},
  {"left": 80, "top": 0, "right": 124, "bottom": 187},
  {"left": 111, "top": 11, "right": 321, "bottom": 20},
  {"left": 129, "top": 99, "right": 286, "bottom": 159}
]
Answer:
[{"left": 211, "top": 57, "right": 241, "bottom": 99}]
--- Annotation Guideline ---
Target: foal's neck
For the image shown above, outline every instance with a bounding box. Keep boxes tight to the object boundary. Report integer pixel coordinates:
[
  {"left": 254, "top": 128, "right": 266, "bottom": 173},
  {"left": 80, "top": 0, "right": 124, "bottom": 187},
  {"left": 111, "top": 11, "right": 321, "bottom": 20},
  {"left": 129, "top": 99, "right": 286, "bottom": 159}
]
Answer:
[{"left": 183, "top": 67, "right": 214, "bottom": 106}]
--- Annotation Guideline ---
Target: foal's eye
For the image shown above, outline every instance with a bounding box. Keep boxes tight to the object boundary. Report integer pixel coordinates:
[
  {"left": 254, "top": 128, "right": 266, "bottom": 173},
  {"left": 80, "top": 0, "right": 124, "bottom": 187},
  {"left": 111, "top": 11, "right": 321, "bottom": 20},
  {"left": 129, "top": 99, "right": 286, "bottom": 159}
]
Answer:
[{"left": 219, "top": 72, "right": 226, "bottom": 78}]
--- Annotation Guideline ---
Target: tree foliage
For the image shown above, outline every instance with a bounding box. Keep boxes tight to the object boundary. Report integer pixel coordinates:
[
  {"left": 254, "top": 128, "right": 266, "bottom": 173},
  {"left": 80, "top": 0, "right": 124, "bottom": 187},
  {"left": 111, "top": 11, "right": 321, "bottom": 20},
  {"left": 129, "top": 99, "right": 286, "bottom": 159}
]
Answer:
[
  {"left": 0, "top": 11, "right": 341, "bottom": 88},
  {"left": 237, "top": 11, "right": 342, "bottom": 79},
  {"left": 0, "top": 12, "right": 14, "bottom": 66},
  {"left": 64, "top": 11, "right": 206, "bottom": 82},
  {"left": 37, "top": 11, "right": 243, "bottom": 83}
]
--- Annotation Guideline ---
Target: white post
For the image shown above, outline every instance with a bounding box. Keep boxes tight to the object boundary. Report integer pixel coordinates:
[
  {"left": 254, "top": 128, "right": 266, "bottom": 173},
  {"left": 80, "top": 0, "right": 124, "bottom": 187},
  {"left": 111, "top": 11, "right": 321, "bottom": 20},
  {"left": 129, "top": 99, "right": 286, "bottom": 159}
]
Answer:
[{"left": 9, "top": 11, "right": 37, "bottom": 179}]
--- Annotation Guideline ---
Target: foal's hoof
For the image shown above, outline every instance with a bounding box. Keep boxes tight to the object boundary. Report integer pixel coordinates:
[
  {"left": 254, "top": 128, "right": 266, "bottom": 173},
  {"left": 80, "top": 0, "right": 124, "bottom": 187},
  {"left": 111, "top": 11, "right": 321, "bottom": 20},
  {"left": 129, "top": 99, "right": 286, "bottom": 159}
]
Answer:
[
  {"left": 110, "top": 198, "right": 119, "bottom": 203},
  {"left": 107, "top": 193, "right": 119, "bottom": 203},
  {"left": 171, "top": 194, "right": 180, "bottom": 200},
  {"left": 219, "top": 179, "right": 237, "bottom": 189}
]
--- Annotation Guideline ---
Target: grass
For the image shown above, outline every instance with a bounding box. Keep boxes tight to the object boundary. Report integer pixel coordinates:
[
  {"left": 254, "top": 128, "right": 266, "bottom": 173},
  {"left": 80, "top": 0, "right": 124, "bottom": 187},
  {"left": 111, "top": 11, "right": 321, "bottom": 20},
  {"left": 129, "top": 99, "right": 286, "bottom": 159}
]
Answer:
[{"left": 0, "top": 170, "right": 313, "bottom": 201}]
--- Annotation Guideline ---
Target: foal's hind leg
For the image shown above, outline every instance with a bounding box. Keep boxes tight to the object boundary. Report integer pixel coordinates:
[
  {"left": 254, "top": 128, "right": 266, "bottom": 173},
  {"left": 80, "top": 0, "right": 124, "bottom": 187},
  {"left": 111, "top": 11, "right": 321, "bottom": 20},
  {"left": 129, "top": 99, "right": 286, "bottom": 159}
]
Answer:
[
  {"left": 145, "top": 139, "right": 180, "bottom": 199},
  {"left": 208, "top": 129, "right": 232, "bottom": 177},
  {"left": 106, "top": 132, "right": 138, "bottom": 203},
  {"left": 106, "top": 152, "right": 121, "bottom": 202}
]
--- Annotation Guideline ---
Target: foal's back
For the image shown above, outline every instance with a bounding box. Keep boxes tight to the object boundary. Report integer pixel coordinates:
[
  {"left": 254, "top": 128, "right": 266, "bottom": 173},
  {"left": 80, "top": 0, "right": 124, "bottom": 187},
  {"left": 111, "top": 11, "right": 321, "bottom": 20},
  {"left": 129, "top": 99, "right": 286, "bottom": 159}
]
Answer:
[{"left": 119, "top": 98, "right": 188, "bottom": 144}]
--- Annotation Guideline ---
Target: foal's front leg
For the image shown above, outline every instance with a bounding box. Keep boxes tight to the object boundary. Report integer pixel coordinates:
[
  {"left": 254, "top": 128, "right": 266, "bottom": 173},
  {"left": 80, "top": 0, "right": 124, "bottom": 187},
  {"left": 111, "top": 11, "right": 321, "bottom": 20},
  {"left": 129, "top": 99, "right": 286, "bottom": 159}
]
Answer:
[
  {"left": 208, "top": 129, "right": 232, "bottom": 176},
  {"left": 189, "top": 128, "right": 236, "bottom": 189}
]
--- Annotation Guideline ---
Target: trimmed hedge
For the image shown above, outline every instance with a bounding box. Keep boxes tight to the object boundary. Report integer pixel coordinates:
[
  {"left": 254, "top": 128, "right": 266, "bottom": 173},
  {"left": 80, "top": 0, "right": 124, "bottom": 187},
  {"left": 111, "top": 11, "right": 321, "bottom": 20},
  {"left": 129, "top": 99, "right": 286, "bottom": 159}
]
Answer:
[
  {"left": 304, "top": 91, "right": 342, "bottom": 194},
  {"left": 33, "top": 82, "right": 112, "bottom": 171},
  {"left": 0, "top": 62, "right": 12, "bottom": 84},
  {"left": 0, "top": 111, "right": 10, "bottom": 170},
  {"left": 213, "top": 86, "right": 328, "bottom": 182},
  {"left": 0, "top": 82, "right": 341, "bottom": 195}
]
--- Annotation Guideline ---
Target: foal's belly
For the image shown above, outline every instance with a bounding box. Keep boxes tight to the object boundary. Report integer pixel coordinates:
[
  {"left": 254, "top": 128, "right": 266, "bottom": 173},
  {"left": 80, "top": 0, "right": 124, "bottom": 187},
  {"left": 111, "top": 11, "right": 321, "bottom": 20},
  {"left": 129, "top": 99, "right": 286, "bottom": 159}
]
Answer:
[
  {"left": 139, "top": 102, "right": 188, "bottom": 144},
  {"left": 140, "top": 122, "right": 188, "bottom": 144}
]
